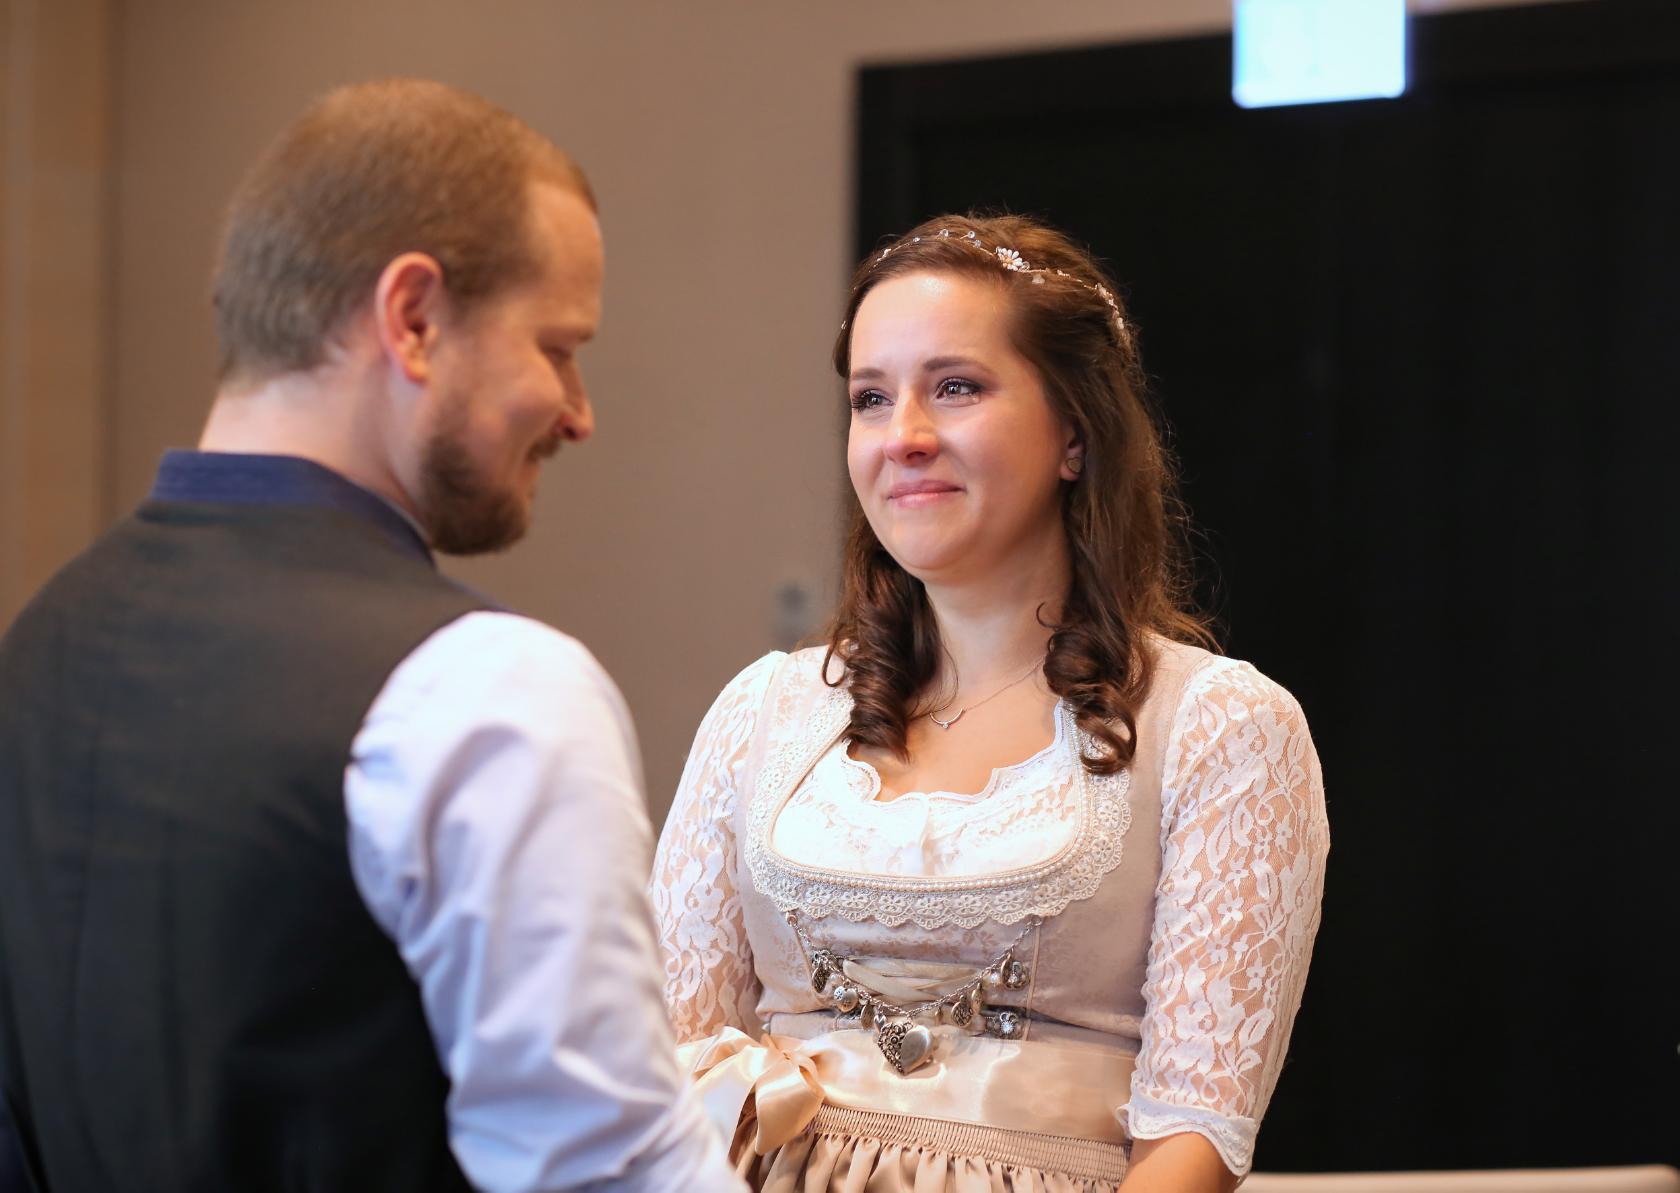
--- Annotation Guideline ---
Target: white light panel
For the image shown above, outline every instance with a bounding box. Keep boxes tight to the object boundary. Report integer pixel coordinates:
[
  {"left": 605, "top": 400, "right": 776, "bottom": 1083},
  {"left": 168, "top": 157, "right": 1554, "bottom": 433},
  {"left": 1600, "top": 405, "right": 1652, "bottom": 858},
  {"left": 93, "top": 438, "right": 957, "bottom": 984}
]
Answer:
[{"left": 1234, "top": 0, "right": 1408, "bottom": 109}]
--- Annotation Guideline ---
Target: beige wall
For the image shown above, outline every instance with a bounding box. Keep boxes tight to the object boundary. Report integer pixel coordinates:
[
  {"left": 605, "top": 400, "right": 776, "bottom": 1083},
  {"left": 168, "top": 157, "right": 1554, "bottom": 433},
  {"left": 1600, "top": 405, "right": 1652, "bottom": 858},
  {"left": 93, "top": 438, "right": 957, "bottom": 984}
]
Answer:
[
  {"left": 0, "top": 0, "right": 110, "bottom": 629},
  {"left": 17, "top": 0, "right": 1563, "bottom": 817}
]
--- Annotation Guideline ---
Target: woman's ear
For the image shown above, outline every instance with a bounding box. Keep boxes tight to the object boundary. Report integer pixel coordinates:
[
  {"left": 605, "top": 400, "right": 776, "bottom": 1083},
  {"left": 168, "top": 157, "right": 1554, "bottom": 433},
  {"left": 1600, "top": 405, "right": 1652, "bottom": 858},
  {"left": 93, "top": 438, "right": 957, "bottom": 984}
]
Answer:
[{"left": 1060, "top": 429, "right": 1086, "bottom": 482}]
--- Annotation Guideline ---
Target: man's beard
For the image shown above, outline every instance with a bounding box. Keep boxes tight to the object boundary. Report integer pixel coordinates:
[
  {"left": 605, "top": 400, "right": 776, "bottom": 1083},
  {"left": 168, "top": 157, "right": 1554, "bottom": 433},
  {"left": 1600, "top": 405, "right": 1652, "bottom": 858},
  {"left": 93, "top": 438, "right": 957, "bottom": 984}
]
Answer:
[{"left": 417, "top": 416, "right": 532, "bottom": 556}]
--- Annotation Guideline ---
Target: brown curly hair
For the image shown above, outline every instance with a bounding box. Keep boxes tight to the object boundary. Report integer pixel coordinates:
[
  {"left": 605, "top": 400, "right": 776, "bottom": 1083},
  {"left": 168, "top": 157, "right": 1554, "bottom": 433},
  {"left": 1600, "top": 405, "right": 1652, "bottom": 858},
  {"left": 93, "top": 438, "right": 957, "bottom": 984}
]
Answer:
[{"left": 825, "top": 213, "right": 1214, "bottom": 774}]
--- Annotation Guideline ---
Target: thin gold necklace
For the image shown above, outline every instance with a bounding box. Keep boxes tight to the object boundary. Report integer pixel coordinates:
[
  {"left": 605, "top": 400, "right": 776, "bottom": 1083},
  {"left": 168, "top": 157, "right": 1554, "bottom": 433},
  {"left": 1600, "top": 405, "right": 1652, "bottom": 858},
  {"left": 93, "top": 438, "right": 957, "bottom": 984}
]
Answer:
[{"left": 926, "top": 657, "right": 1044, "bottom": 730}]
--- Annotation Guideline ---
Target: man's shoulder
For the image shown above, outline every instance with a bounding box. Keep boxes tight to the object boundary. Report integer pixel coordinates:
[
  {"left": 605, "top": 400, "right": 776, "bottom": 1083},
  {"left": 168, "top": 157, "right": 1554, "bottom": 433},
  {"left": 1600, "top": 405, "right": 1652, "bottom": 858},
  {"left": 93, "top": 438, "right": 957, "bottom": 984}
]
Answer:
[
  {"left": 0, "top": 514, "right": 149, "bottom": 652},
  {"left": 359, "top": 612, "right": 634, "bottom": 780},
  {"left": 393, "top": 613, "right": 632, "bottom": 743},
  {"left": 405, "top": 610, "right": 607, "bottom": 690}
]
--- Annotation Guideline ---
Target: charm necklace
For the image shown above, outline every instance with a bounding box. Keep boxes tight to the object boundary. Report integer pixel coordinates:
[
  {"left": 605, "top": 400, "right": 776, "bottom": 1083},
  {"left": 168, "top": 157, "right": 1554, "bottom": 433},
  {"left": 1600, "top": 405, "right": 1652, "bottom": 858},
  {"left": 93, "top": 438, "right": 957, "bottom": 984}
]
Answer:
[
  {"left": 789, "top": 910, "right": 1040, "bottom": 1074},
  {"left": 926, "top": 657, "right": 1044, "bottom": 730}
]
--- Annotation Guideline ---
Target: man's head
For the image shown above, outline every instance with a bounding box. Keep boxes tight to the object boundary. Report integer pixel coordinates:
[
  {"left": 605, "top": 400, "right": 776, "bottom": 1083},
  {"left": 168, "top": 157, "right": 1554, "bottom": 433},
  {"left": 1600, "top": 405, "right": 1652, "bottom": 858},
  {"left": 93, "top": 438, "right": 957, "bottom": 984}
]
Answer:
[{"left": 210, "top": 78, "right": 603, "bottom": 553}]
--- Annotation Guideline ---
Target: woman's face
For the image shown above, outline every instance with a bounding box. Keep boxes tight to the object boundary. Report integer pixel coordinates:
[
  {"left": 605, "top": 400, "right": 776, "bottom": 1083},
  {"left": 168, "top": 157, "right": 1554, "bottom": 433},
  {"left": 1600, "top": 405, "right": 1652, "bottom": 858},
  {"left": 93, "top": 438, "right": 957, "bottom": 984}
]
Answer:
[{"left": 845, "top": 270, "right": 1078, "bottom": 588}]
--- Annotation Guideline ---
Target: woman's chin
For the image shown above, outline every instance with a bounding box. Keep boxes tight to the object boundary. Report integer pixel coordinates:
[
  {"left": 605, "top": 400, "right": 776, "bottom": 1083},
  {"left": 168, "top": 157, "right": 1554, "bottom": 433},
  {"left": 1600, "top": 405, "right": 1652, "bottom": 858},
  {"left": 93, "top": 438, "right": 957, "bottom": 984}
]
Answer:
[{"left": 880, "top": 545, "right": 974, "bottom": 585}]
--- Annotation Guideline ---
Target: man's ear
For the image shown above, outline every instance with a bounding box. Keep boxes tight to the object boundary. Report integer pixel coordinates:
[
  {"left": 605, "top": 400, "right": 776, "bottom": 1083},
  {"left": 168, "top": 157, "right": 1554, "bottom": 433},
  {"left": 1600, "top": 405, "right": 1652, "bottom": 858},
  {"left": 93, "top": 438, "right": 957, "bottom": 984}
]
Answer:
[{"left": 372, "top": 252, "right": 448, "bottom": 384}]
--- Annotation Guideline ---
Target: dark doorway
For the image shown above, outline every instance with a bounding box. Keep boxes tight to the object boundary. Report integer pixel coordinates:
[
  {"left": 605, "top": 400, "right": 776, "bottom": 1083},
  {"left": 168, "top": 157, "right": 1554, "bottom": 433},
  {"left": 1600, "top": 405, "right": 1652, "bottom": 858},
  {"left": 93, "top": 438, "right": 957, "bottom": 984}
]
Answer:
[{"left": 855, "top": 0, "right": 1680, "bottom": 1172}]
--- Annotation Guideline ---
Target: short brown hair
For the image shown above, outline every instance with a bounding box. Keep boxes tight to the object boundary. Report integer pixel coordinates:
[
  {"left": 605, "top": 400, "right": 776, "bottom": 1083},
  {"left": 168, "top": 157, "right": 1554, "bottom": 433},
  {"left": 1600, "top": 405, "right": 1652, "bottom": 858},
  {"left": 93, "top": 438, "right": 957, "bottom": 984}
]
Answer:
[
  {"left": 212, "top": 77, "right": 594, "bottom": 384},
  {"left": 827, "top": 213, "right": 1214, "bottom": 773}
]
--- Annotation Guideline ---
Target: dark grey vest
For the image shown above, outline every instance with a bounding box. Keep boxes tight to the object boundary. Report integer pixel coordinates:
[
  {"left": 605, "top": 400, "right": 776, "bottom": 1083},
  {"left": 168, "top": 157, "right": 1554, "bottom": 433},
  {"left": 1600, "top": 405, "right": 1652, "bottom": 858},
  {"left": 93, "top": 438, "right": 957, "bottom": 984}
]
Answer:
[{"left": 0, "top": 496, "right": 486, "bottom": 1191}]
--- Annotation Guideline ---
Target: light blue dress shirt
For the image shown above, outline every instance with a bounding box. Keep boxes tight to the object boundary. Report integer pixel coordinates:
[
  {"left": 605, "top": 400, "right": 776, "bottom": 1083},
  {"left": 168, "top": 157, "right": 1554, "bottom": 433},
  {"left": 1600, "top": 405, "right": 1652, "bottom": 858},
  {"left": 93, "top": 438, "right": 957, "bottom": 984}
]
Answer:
[
  {"left": 345, "top": 609, "right": 742, "bottom": 1192},
  {"left": 143, "top": 451, "right": 738, "bottom": 1190}
]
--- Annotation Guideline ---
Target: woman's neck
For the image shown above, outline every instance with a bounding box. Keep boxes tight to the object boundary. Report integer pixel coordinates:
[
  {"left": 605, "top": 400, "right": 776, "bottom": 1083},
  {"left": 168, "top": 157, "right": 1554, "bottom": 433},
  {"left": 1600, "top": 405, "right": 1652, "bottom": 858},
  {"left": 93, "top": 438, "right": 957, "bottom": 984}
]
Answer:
[{"left": 921, "top": 546, "right": 1071, "bottom": 694}]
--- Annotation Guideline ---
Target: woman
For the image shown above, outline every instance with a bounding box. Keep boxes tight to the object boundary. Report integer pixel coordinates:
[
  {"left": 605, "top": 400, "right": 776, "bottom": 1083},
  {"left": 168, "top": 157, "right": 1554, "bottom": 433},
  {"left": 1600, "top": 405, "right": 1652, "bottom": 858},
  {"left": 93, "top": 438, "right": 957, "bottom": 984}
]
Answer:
[{"left": 650, "top": 214, "right": 1328, "bottom": 1192}]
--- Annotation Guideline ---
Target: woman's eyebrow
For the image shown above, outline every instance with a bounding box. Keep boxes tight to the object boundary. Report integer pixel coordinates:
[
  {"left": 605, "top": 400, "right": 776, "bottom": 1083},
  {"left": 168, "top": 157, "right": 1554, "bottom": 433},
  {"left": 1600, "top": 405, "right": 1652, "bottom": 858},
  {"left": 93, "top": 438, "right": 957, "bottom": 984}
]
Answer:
[
  {"left": 918, "top": 355, "right": 984, "bottom": 373},
  {"left": 850, "top": 356, "right": 985, "bottom": 384}
]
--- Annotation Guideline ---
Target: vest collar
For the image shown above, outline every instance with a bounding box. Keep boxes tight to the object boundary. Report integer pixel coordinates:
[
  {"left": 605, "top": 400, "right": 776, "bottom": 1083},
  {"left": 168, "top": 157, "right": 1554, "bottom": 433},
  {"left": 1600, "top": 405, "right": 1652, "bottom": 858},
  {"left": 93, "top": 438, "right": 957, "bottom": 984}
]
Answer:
[{"left": 149, "top": 450, "right": 433, "bottom": 565}]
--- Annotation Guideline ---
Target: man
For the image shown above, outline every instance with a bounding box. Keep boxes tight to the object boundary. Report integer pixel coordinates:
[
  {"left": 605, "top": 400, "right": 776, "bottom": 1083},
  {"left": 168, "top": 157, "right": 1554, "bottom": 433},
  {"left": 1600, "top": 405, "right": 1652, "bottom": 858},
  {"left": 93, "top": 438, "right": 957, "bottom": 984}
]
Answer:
[{"left": 0, "top": 79, "right": 741, "bottom": 1191}]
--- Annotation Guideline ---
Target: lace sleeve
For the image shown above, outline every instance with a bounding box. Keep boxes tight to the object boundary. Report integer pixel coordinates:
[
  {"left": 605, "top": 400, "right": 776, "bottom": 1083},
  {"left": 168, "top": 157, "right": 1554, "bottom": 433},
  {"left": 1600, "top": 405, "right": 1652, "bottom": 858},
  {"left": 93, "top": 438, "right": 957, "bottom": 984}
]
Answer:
[
  {"left": 1125, "top": 657, "right": 1330, "bottom": 1177},
  {"left": 649, "top": 652, "right": 782, "bottom": 1043}
]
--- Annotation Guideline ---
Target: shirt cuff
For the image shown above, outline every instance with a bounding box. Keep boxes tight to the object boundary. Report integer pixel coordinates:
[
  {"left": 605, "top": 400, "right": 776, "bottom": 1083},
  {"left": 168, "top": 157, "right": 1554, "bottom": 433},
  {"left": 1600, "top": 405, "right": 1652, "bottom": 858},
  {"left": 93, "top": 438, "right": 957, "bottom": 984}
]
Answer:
[{"left": 1120, "top": 1089, "right": 1258, "bottom": 1177}]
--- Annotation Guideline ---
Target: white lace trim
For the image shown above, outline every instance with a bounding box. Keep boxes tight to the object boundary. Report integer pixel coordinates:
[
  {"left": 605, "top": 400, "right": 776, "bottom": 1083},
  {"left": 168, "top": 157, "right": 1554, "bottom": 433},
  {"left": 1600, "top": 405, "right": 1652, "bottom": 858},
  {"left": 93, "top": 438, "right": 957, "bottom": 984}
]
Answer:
[
  {"left": 744, "top": 662, "right": 1132, "bottom": 930},
  {"left": 837, "top": 707, "right": 1066, "bottom": 804},
  {"left": 1122, "top": 1089, "right": 1257, "bottom": 1177}
]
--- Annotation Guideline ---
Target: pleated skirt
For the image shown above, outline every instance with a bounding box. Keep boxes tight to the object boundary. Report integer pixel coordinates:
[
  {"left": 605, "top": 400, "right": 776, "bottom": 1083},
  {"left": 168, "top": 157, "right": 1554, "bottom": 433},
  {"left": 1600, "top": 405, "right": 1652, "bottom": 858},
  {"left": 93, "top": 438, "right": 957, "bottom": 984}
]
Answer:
[{"left": 741, "top": 1105, "right": 1130, "bottom": 1192}]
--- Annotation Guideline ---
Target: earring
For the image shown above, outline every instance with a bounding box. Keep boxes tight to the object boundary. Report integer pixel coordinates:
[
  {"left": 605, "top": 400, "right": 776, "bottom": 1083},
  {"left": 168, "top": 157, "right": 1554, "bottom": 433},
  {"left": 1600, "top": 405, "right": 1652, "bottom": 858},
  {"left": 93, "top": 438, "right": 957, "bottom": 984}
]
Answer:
[{"left": 1065, "top": 455, "right": 1084, "bottom": 476}]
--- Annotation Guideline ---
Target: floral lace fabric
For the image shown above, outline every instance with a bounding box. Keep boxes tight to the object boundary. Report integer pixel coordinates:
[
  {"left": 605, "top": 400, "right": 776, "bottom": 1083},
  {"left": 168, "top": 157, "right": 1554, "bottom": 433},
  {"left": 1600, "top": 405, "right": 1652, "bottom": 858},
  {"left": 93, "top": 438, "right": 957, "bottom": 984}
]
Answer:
[
  {"left": 649, "top": 647, "right": 1328, "bottom": 1177},
  {"left": 647, "top": 654, "right": 780, "bottom": 1042},
  {"left": 771, "top": 712, "right": 1080, "bottom": 878},
  {"left": 744, "top": 679, "right": 1132, "bottom": 930},
  {"left": 1120, "top": 659, "right": 1329, "bottom": 1173}
]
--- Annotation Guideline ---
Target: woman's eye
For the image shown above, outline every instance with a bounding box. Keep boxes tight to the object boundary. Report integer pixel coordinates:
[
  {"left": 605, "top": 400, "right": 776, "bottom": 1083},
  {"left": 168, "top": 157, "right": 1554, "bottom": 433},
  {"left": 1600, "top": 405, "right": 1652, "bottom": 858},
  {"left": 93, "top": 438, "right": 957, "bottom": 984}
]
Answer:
[
  {"left": 849, "top": 391, "right": 888, "bottom": 412},
  {"left": 937, "top": 378, "right": 982, "bottom": 399}
]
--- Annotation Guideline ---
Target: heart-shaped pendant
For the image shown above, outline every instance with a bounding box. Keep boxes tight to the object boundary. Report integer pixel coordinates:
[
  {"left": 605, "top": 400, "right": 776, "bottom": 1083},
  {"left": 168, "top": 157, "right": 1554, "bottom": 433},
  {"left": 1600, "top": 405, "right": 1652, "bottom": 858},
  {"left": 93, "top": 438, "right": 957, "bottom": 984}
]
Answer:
[
  {"left": 897, "top": 1024, "right": 934, "bottom": 1072},
  {"left": 875, "top": 1021, "right": 907, "bottom": 1070},
  {"left": 876, "top": 1020, "right": 934, "bottom": 1074}
]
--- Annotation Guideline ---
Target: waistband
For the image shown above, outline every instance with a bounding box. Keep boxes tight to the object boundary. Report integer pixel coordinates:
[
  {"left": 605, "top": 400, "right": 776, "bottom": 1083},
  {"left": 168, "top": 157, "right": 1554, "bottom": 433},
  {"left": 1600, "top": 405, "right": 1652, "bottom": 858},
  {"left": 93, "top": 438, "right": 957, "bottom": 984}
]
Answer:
[{"left": 763, "top": 1011, "right": 1137, "bottom": 1144}]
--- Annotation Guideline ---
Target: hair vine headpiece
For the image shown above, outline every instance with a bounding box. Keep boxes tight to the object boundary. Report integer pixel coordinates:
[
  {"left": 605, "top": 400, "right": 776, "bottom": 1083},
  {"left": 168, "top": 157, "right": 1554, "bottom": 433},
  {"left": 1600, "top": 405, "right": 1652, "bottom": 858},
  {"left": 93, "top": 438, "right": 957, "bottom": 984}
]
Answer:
[{"left": 869, "top": 227, "right": 1126, "bottom": 339}]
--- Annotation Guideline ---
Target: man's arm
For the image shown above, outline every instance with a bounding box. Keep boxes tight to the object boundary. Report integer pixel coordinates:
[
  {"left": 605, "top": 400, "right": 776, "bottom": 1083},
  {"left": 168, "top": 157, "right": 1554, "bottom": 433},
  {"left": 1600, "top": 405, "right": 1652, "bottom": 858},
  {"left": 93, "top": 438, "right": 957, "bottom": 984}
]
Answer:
[{"left": 346, "top": 610, "right": 744, "bottom": 1192}]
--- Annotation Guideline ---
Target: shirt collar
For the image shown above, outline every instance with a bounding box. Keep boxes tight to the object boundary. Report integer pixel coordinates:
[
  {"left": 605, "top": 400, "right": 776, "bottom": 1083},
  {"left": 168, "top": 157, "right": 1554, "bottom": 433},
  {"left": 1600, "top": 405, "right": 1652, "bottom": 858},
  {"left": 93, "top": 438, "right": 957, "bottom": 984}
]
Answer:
[{"left": 148, "top": 450, "right": 434, "bottom": 565}]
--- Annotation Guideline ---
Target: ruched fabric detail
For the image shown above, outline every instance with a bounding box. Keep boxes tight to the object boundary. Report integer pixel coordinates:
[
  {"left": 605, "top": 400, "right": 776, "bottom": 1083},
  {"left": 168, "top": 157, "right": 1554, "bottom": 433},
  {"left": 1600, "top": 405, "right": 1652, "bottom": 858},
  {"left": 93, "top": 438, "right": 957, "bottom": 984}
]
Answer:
[{"left": 753, "top": 1106, "right": 1129, "bottom": 1192}]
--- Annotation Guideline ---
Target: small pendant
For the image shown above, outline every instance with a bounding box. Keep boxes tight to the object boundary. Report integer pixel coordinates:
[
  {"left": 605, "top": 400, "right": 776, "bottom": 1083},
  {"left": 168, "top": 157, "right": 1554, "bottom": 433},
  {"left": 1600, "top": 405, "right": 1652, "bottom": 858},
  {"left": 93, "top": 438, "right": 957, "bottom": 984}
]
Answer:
[
  {"left": 810, "top": 949, "right": 836, "bottom": 994},
  {"left": 1004, "top": 960, "right": 1030, "bottom": 990},
  {"left": 832, "top": 984, "right": 860, "bottom": 1013},
  {"left": 946, "top": 996, "right": 974, "bottom": 1028},
  {"left": 987, "top": 1010, "right": 1024, "bottom": 1040},
  {"left": 929, "top": 709, "right": 963, "bottom": 730},
  {"left": 876, "top": 1020, "right": 934, "bottom": 1074}
]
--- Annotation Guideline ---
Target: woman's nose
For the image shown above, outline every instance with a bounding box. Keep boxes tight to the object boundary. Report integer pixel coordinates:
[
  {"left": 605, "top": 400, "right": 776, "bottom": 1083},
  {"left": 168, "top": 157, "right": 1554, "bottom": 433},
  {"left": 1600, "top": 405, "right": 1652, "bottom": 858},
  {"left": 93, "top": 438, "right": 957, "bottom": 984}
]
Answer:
[{"left": 882, "top": 397, "right": 937, "bottom": 464}]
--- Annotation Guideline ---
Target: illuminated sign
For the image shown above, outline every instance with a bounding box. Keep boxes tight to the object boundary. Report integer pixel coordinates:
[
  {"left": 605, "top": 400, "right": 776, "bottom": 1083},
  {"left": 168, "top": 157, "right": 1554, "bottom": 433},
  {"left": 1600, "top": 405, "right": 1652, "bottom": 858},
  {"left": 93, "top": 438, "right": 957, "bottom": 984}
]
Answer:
[{"left": 1234, "top": 0, "right": 1408, "bottom": 109}]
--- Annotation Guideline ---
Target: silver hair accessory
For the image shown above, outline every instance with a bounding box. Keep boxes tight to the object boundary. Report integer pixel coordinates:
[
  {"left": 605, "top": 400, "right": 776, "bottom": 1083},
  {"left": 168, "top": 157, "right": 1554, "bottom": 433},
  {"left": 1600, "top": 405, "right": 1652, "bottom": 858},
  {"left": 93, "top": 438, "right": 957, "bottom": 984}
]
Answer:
[{"left": 872, "top": 227, "right": 1127, "bottom": 338}]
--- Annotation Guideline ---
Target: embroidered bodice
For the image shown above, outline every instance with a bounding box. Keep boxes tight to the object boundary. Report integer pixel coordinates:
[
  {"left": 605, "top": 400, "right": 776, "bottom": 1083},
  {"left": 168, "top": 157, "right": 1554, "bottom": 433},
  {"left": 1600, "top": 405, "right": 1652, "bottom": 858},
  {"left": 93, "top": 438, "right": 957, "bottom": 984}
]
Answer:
[
  {"left": 771, "top": 710, "right": 1082, "bottom": 878},
  {"left": 650, "top": 641, "right": 1329, "bottom": 1177}
]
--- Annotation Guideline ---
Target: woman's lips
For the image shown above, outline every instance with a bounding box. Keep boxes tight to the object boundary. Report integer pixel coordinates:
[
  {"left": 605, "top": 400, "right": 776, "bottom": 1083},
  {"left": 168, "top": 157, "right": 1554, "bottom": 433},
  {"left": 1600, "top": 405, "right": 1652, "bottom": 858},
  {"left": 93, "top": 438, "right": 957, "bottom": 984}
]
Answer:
[{"left": 886, "top": 481, "right": 962, "bottom": 508}]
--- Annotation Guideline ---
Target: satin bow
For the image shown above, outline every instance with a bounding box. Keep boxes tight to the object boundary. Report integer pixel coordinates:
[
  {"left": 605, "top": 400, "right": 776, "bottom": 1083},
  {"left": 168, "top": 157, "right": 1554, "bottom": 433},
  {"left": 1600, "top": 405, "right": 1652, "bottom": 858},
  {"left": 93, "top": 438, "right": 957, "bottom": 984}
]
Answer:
[{"left": 677, "top": 1027, "right": 827, "bottom": 1155}]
